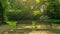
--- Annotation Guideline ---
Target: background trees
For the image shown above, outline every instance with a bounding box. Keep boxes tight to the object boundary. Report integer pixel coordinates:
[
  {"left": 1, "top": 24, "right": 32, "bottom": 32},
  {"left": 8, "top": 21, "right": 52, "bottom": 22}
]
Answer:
[
  {"left": 0, "top": 0, "right": 60, "bottom": 24},
  {"left": 44, "top": 0, "right": 60, "bottom": 24},
  {"left": 8, "top": 0, "right": 44, "bottom": 21},
  {"left": 45, "top": 0, "right": 60, "bottom": 19}
]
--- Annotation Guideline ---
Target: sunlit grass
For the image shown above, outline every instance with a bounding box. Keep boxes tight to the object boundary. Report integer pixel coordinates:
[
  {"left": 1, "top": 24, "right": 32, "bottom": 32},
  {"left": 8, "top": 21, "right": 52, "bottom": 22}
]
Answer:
[
  {"left": 16, "top": 24, "right": 50, "bottom": 29},
  {"left": 7, "top": 21, "right": 17, "bottom": 29},
  {"left": 15, "top": 32, "right": 19, "bottom": 34},
  {"left": 0, "top": 24, "right": 60, "bottom": 34},
  {"left": 4, "top": 32, "right": 8, "bottom": 34},
  {"left": 52, "top": 24, "right": 60, "bottom": 29},
  {"left": 28, "top": 31, "right": 52, "bottom": 34}
]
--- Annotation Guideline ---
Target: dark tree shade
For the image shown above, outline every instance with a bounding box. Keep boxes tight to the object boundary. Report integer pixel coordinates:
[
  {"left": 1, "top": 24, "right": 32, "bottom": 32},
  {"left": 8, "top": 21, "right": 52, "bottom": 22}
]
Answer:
[{"left": 0, "top": 2, "right": 7, "bottom": 24}]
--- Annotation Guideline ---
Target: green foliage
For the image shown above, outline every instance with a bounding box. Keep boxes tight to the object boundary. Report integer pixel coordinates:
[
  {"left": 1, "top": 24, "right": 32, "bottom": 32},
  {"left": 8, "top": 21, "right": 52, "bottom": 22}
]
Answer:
[
  {"left": 33, "top": 10, "right": 42, "bottom": 16},
  {"left": 0, "top": 0, "right": 17, "bottom": 27},
  {"left": 0, "top": 0, "right": 8, "bottom": 24},
  {"left": 1, "top": 0, "right": 60, "bottom": 25},
  {"left": 45, "top": 0, "right": 60, "bottom": 19},
  {"left": 7, "top": 0, "right": 45, "bottom": 20},
  {"left": 46, "top": 19, "right": 60, "bottom": 24},
  {"left": 0, "top": 0, "right": 9, "bottom": 8},
  {"left": 32, "top": 21, "right": 36, "bottom": 26},
  {"left": 40, "top": 15, "right": 49, "bottom": 20},
  {"left": 8, "top": 9, "right": 34, "bottom": 20},
  {"left": 7, "top": 21, "right": 17, "bottom": 27},
  {"left": 40, "top": 15, "right": 50, "bottom": 22},
  {"left": 36, "top": 0, "right": 41, "bottom": 4}
]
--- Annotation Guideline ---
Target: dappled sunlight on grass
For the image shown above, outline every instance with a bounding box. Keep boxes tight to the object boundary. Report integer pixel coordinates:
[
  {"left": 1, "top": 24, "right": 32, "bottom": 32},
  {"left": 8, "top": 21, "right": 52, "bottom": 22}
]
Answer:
[
  {"left": 4, "top": 32, "right": 8, "bottom": 34},
  {"left": 15, "top": 33, "right": 19, "bottom": 34},
  {"left": 52, "top": 24, "right": 60, "bottom": 29},
  {"left": 28, "top": 31, "right": 55, "bottom": 34},
  {"left": 17, "top": 24, "right": 50, "bottom": 29},
  {"left": 0, "top": 24, "right": 60, "bottom": 34},
  {"left": 57, "top": 27, "right": 60, "bottom": 29}
]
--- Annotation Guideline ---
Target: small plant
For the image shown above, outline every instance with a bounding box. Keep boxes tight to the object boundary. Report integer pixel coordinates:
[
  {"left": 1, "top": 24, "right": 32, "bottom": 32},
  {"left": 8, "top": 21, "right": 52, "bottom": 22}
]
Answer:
[
  {"left": 32, "top": 21, "right": 37, "bottom": 28},
  {"left": 40, "top": 15, "right": 49, "bottom": 20},
  {"left": 7, "top": 21, "right": 17, "bottom": 28},
  {"left": 40, "top": 15, "right": 49, "bottom": 22}
]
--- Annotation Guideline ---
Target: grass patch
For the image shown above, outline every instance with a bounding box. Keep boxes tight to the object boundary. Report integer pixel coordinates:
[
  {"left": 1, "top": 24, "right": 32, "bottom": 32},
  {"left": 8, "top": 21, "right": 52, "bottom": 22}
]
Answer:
[{"left": 7, "top": 21, "right": 17, "bottom": 27}]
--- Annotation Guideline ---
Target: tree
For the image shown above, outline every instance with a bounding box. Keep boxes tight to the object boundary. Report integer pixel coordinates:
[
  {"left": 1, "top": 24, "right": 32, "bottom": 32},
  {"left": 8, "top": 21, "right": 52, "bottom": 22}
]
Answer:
[
  {"left": 0, "top": 2, "right": 4, "bottom": 24},
  {"left": 45, "top": 0, "right": 60, "bottom": 24},
  {"left": 45, "top": 0, "right": 60, "bottom": 19},
  {"left": 0, "top": 0, "right": 9, "bottom": 24}
]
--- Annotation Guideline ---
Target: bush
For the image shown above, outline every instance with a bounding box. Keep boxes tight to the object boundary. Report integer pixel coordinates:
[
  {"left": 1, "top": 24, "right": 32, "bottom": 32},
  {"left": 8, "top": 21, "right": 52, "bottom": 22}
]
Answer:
[
  {"left": 8, "top": 9, "right": 33, "bottom": 21},
  {"left": 40, "top": 15, "right": 49, "bottom": 20},
  {"left": 51, "top": 19, "right": 60, "bottom": 24},
  {"left": 44, "top": 19, "right": 60, "bottom": 24}
]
